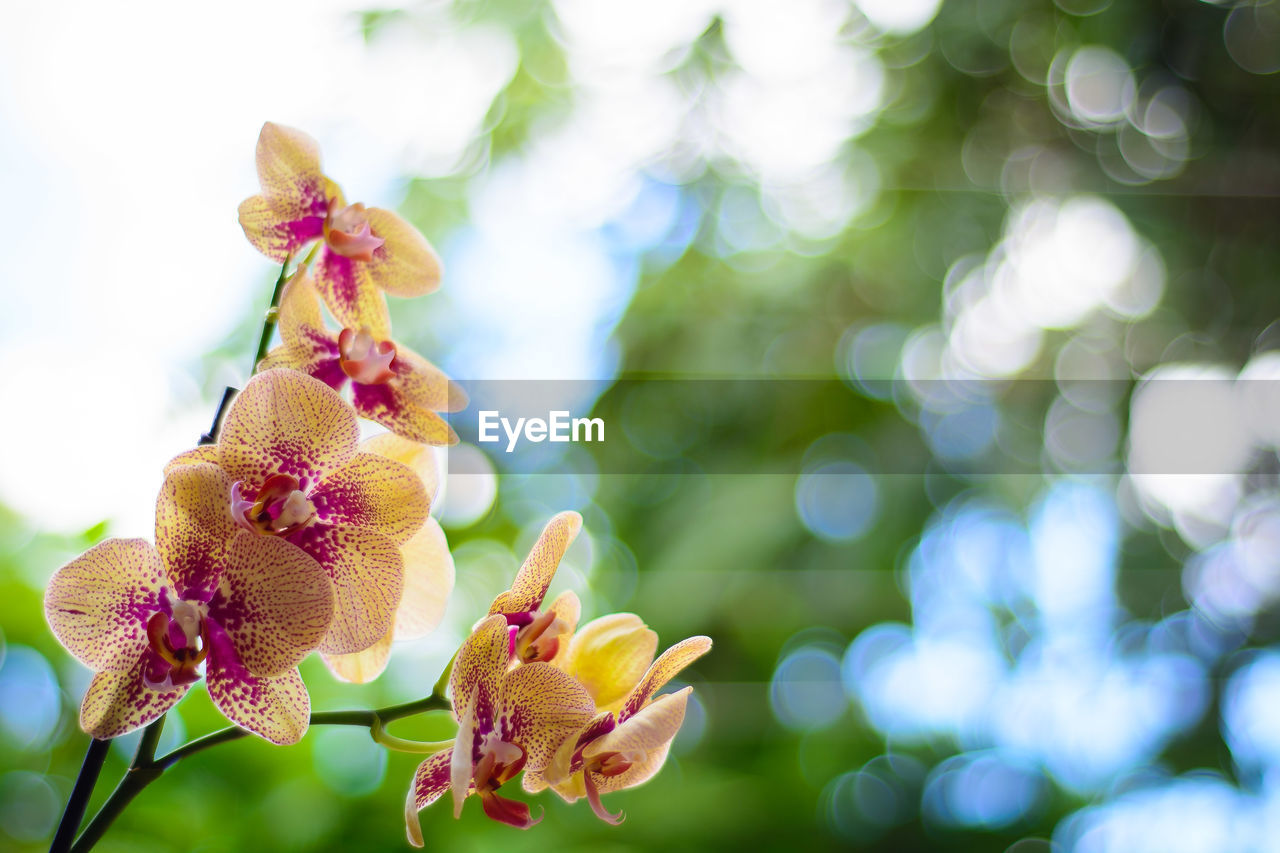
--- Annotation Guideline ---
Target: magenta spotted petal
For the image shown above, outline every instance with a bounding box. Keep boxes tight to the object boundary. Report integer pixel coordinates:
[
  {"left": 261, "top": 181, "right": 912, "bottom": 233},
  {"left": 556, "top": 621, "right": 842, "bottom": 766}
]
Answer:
[
  {"left": 309, "top": 452, "right": 428, "bottom": 545},
  {"left": 218, "top": 369, "right": 360, "bottom": 490},
  {"left": 155, "top": 463, "right": 238, "bottom": 601},
  {"left": 45, "top": 539, "right": 165, "bottom": 673},
  {"left": 80, "top": 651, "right": 189, "bottom": 739},
  {"left": 207, "top": 532, "right": 333, "bottom": 677},
  {"left": 290, "top": 523, "right": 404, "bottom": 655},
  {"left": 238, "top": 122, "right": 332, "bottom": 263}
]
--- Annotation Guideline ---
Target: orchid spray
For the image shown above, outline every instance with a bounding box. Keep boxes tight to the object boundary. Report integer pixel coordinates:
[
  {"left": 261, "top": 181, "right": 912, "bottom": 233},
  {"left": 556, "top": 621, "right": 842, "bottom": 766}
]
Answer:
[{"left": 44, "top": 123, "right": 709, "bottom": 853}]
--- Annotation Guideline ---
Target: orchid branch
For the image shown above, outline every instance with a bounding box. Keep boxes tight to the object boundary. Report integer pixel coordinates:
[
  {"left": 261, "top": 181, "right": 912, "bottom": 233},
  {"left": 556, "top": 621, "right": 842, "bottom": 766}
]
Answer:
[
  {"left": 65, "top": 692, "right": 452, "bottom": 853},
  {"left": 250, "top": 252, "right": 294, "bottom": 374}
]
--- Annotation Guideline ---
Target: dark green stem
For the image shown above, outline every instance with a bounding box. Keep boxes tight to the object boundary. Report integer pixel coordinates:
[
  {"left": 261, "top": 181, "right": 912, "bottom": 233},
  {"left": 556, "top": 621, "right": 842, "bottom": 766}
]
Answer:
[
  {"left": 48, "top": 737, "right": 110, "bottom": 853},
  {"left": 250, "top": 255, "right": 293, "bottom": 375},
  {"left": 198, "top": 386, "right": 237, "bottom": 446},
  {"left": 68, "top": 693, "right": 451, "bottom": 852}
]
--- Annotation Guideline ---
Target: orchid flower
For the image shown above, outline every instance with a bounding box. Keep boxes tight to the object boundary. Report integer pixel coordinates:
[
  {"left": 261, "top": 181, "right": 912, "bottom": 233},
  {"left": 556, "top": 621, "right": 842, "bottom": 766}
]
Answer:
[
  {"left": 528, "top": 635, "right": 712, "bottom": 823},
  {"left": 161, "top": 369, "right": 429, "bottom": 655},
  {"left": 238, "top": 122, "right": 440, "bottom": 336},
  {"left": 322, "top": 433, "right": 454, "bottom": 683},
  {"left": 44, "top": 532, "right": 332, "bottom": 744},
  {"left": 404, "top": 615, "right": 595, "bottom": 840},
  {"left": 259, "top": 271, "right": 460, "bottom": 445},
  {"left": 487, "top": 511, "right": 583, "bottom": 666}
]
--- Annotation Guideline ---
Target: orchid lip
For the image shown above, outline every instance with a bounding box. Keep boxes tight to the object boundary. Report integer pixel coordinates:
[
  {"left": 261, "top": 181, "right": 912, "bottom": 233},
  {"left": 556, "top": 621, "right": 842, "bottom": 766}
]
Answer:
[
  {"left": 231, "top": 474, "right": 318, "bottom": 537},
  {"left": 325, "top": 201, "right": 385, "bottom": 261},
  {"left": 338, "top": 327, "right": 396, "bottom": 385},
  {"left": 513, "top": 609, "right": 569, "bottom": 664},
  {"left": 145, "top": 600, "right": 210, "bottom": 688}
]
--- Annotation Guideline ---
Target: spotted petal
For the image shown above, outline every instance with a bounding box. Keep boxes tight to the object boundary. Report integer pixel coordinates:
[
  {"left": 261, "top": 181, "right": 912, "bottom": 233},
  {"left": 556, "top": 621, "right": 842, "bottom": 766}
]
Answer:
[
  {"left": 587, "top": 688, "right": 691, "bottom": 795},
  {"left": 205, "top": 651, "right": 311, "bottom": 745},
  {"left": 207, "top": 531, "right": 332, "bottom": 677},
  {"left": 449, "top": 614, "right": 509, "bottom": 729},
  {"left": 155, "top": 462, "right": 238, "bottom": 601},
  {"left": 561, "top": 613, "right": 657, "bottom": 712},
  {"left": 406, "top": 749, "right": 456, "bottom": 847},
  {"left": 292, "top": 524, "right": 404, "bottom": 655},
  {"left": 498, "top": 662, "right": 596, "bottom": 773},
  {"left": 352, "top": 382, "right": 457, "bottom": 446},
  {"left": 310, "top": 452, "right": 428, "bottom": 545},
  {"left": 218, "top": 369, "right": 359, "bottom": 490},
  {"left": 45, "top": 538, "right": 165, "bottom": 672},
  {"left": 321, "top": 625, "right": 392, "bottom": 684},
  {"left": 489, "top": 512, "right": 582, "bottom": 616},
  {"left": 524, "top": 710, "right": 614, "bottom": 795},
  {"left": 620, "top": 635, "right": 712, "bottom": 721},
  {"left": 314, "top": 249, "right": 392, "bottom": 340},
  {"left": 80, "top": 650, "right": 188, "bottom": 739},
  {"left": 163, "top": 445, "right": 221, "bottom": 473},
  {"left": 361, "top": 433, "right": 441, "bottom": 505},
  {"left": 363, "top": 207, "right": 441, "bottom": 298},
  {"left": 238, "top": 123, "right": 331, "bottom": 262}
]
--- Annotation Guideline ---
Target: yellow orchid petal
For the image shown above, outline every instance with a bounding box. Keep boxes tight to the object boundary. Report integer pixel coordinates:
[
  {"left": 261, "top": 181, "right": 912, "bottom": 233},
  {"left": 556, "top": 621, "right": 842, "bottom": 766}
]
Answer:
[
  {"left": 210, "top": 531, "right": 333, "bottom": 678},
  {"left": 313, "top": 252, "right": 393, "bottom": 341},
  {"left": 219, "top": 369, "right": 359, "bottom": 490},
  {"left": 449, "top": 615, "right": 509, "bottom": 725},
  {"left": 321, "top": 624, "right": 392, "bottom": 684},
  {"left": 253, "top": 123, "right": 324, "bottom": 202},
  {"left": 620, "top": 635, "right": 712, "bottom": 721},
  {"left": 162, "top": 444, "right": 220, "bottom": 474},
  {"left": 319, "top": 515, "right": 451, "bottom": 684},
  {"left": 298, "top": 524, "right": 404, "bottom": 655},
  {"left": 587, "top": 688, "right": 692, "bottom": 796},
  {"left": 276, "top": 271, "right": 331, "bottom": 349},
  {"left": 361, "top": 433, "right": 441, "bottom": 504},
  {"left": 45, "top": 538, "right": 165, "bottom": 672},
  {"left": 238, "top": 123, "right": 330, "bottom": 262},
  {"left": 406, "top": 749, "right": 455, "bottom": 847},
  {"left": 155, "top": 462, "right": 238, "bottom": 600},
  {"left": 363, "top": 207, "right": 442, "bottom": 298},
  {"left": 395, "top": 518, "right": 454, "bottom": 641},
  {"left": 387, "top": 346, "right": 459, "bottom": 413},
  {"left": 237, "top": 194, "right": 320, "bottom": 263},
  {"left": 79, "top": 652, "right": 188, "bottom": 739},
  {"left": 498, "top": 662, "right": 596, "bottom": 773},
  {"left": 489, "top": 511, "right": 582, "bottom": 615},
  {"left": 561, "top": 613, "right": 658, "bottom": 713},
  {"left": 310, "top": 451, "right": 428, "bottom": 546},
  {"left": 351, "top": 384, "right": 458, "bottom": 446},
  {"left": 205, "top": 664, "right": 311, "bottom": 745}
]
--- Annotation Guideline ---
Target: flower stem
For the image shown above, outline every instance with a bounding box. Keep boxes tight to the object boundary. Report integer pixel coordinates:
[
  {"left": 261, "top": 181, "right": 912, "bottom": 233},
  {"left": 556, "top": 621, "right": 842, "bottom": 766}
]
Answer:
[
  {"left": 198, "top": 386, "right": 238, "bottom": 446},
  {"left": 66, "top": 692, "right": 451, "bottom": 852},
  {"left": 47, "top": 737, "right": 109, "bottom": 853},
  {"left": 250, "top": 254, "right": 294, "bottom": 375},
  {"left": 371, "top": 718, "right": 454, "bottom": 754}
]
